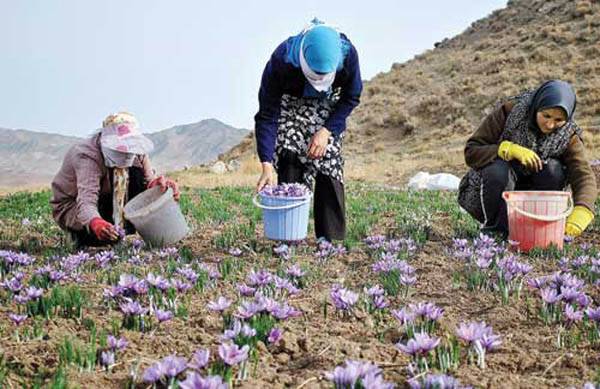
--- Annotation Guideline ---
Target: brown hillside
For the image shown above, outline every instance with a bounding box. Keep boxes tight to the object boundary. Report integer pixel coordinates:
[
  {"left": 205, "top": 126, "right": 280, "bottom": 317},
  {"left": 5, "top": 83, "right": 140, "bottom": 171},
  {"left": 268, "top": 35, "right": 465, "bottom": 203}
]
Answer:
[{"left": 206, "top": 0, "right": 600, "bottom": 187}]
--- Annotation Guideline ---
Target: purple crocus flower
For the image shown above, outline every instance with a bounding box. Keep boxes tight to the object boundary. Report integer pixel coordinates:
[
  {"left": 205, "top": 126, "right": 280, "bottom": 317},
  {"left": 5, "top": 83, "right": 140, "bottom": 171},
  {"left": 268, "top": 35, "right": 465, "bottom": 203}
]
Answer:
[
  {"left": 410, "top": 302, "right": 444, "bottom": 322},
  {"left": 5, "top": 278, "right": 23, "bottom": 293},
  {"left": 271, "top": 303, "right": 302, "bottom": 320},
  {"left": 172, "top": 279, "right": 192, "bottom": 293},
  {"left": 236, "top": 283, "right": 256, "bottom": 297},
  {"left": 218, "top": 343, "right": 249, "bottom": 366},
  {"left": 228, "top": 247, "right": 242, "bottom": 257},
  {"left": 235, "top": 301, "right": 262, "bottom": 319},
  {"left": 396, "top": 332, "right": 441, "bottom": 356},
  {"left": 146, "top": 273, "right": 171, "bottom": 291},
  {"left": 157, "top": 247, "right": 179, "bottom": 258},
  {"left": 365, "top": 285, "right": 385, "bottom": 297},
  {"left": 156, "top": 309, "right": 174, "bottom": 323},
  {"left": 330, "top": 287, "right": 359, "bottom": 311},
  {"left": 49, "top": 270, "right": 66, "bottom": 282},
  {"left": 325, "top": 364, "right": 361, "bottom": 388},
  {"left": 325, "top": 360, "right": 385, "bottom": 388},
  {"left": 257, "top": 295, "right": 279, "bottom": 314},
  {"left": 177, "top": 267, "right": 199, "bottom": 284},
  {"left": 107, "top": 335, "right": 128, "bottom": 351},
  {"left": 478, "top": 334, "right": 502, "bottom": 351},
  {"left": 408, "top": 373, "right": 465, "bottom": 389},
  {"left": 455, "top": 321, "right": 491, "bottom": 344},
  {"left": 559, "top": 287, "right": 585, "bottom": 304},
  {"left": 188, "top": 348, "right": 210, "bottom": 370},
  {"left": 160, "top": 355, "right": 188, "bottom": 378},
  {"left": 207, "top": 297, "right": 232, "bottom": 312},
  {"left": 120, "top": 301, "right": 148, "bottom": 316},
  {"left": 132, "top": 239, "right": 144, "bottom": 253},
  {"left": 371, "top": 295, "right": 389, "bottom": 310},
  {"left": 119, "top": 274, "right": 139, "bottom": 290},
  {"left": 540, "top": 288, "right": 560, "bottom": 304},
  {"left": 247, "top": 269, "right": 273, "bottom": 287},
  {"left": 100, "top": 351, "right": 115, "bottom": 367},
  {"left": 260, "top": 183, "right": 309, "bottom": 197},
  {"left": 585, "top": 306, "right": 600, "bottom": 323},
  {"left": 527, "top": 276, "right": 548, "bottom": 290},
  {"left": 13, "top": 294, "right": 29, "bottom": 305},
  {"left": 133, "top": 280, "right": 149, "bottom": 295},
  {"left": 392, "top": 308, "right": 415, "bottom": 326},
  {"left": 241, "top": 323, "right": 256, "bottom": 338},
  {"left": 475, "top": 254, "right": 493, "bottom": 269},
  {"left": 364, "top": 234, "right": 387, "bottom": 250},
  {"left": 143, "top": 362, "right": 164, "bottom": 383},
  {"left": 273, "top": 244, "right": 290, "bottom": 260},
  {"left": 179, "top": 373, "right": 228, "bottom": 389},
  {"left": 8, "top": 313, "right": 27, "bottom": 326},
  {"left": 268, "top": 328, "right": 283, "bottom": 344},
  {"left": 286, "top": 264, "right": 305, "bottom": 278},
  {"left": 221, "top": 321, "right": 242, "bottom": 341},
  {"left": 564, "top": 305, "right": 583, "bottom": 324},
  {"left": 400, "top": 274, "right": 417, "bottom": 286}
]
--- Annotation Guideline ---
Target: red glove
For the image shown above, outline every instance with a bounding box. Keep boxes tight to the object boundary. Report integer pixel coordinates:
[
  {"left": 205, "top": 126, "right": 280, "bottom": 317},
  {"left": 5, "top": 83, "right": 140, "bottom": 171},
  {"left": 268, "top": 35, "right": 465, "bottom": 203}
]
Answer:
[
  {"left": 148, "top": 175, "right": 180, "bottom": 201},
  {"left": 89, "top": 217, "right": 118, "bottom": 241}
]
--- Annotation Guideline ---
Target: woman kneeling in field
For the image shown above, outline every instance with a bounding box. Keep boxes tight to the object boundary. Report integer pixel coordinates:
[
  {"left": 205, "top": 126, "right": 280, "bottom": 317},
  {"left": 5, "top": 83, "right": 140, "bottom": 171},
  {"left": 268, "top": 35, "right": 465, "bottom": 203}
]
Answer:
[
  {"left": 50, "top": 112, "right": 179, "bottom": 248},
  {"left": 458, "top": 80, "right": 597, "bottom": 238}
]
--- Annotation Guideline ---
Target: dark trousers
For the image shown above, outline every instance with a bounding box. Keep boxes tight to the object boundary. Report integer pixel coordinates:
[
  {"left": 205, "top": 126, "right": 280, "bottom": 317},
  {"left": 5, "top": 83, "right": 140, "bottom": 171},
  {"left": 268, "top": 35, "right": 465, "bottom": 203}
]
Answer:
[
  {"left": 71, "top": 167, "right": 146, "bottom": 248},
  {"left": 481, "top": 158, "right": 567, "bottom": 234},
  {"left": 277, "top": 151, "right": 346, "bottom": 241}
]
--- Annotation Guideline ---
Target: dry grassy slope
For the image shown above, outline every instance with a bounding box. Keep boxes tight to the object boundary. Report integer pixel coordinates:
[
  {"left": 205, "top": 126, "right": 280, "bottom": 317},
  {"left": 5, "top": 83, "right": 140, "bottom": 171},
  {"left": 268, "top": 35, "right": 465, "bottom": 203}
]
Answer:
[{"left": 214, "top": 0, "right": 600, "bottom": 186}]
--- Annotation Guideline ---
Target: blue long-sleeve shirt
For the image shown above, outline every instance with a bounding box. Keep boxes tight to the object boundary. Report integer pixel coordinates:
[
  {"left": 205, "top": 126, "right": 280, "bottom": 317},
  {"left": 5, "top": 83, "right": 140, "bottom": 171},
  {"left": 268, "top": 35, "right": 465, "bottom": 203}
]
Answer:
[{"left": 254, "top": 34, "right": 362, "bottom": 163}]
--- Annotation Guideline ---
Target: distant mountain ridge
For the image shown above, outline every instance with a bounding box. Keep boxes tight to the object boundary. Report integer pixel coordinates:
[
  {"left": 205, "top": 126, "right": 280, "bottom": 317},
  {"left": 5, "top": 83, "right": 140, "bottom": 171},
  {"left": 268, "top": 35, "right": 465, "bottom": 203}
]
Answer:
[{"left": 0, "top": 119, "right": 249, "bottom": 188}]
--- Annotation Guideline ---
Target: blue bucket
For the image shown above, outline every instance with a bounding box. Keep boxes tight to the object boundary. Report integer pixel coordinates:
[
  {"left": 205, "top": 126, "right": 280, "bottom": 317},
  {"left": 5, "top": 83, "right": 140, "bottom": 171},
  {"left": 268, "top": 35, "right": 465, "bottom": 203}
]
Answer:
[{"left": 253, "top": 193, "right": 312, "bottom": 241}]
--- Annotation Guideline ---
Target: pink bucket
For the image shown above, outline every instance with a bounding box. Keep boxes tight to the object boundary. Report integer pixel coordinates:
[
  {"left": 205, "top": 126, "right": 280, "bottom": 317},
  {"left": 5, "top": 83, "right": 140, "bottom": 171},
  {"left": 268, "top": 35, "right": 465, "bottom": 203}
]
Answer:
[{"left": 502, "top": 191, "right": 573, "bottom": 252}]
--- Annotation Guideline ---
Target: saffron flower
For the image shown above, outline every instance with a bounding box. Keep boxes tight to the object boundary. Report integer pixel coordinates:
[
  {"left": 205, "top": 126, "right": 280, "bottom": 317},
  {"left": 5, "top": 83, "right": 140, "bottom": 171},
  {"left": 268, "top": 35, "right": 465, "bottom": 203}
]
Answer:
[
  {"left": 396, "top": 332, "right": 441, "bottom": 356},
  {"left": 228, "top": 247, "right": 242, "bottom": 257},
  {"left": 218, "top": 343, "right": 249, "bottom": 366},
  {"left": 564, "top": 305, "right": 583, "bottom": 324},
  {"left": 330, "top": 286, "right": 359, "bottom": 311},
  {"left": 207, "top": 297, "right": 232, "bottom": 312},
  {"left": 155, "top": 309, "right": 174, "bottom": 323},
  {"left": 107, "top": 335, "right": 128, "bottom": 351},
  {"left": 100, "top": 351, "right": 115, "bottom": 367},
  {"left": 179, "top": 373, "right": 228, "bottom": 389},
  {"left": 8, "top": 313, "right": 27, "bottom": 326},
  {"left": 188, "top": 348, "right": 210, "bottom": 370},
  {"left": 268, "top": 328, "right": 283, "bottom": 344}
]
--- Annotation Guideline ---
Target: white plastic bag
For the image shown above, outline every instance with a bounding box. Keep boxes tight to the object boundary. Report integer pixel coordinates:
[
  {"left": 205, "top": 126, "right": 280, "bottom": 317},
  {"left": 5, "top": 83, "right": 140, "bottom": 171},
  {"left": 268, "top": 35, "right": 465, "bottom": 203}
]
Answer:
[{"left": 407, "top": 171, "right": 460, "bottom": 191}]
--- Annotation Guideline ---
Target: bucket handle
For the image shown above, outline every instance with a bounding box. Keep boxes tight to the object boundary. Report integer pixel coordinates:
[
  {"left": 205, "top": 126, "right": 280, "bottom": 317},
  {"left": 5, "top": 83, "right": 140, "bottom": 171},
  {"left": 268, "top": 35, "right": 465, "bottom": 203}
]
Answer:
[
  {"left": 503, "top": 193, "right": 574, "bottom": 222},
  {"left": 252, "top": 194, "right": 311, "bottom": 210}
]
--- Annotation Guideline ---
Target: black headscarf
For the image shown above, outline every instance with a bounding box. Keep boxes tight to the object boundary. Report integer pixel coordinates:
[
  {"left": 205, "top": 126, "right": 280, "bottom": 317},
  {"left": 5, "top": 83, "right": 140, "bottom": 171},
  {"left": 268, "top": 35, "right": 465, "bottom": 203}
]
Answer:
[{"left": 528, "top": 79, "right": 577, "bottom": 131}]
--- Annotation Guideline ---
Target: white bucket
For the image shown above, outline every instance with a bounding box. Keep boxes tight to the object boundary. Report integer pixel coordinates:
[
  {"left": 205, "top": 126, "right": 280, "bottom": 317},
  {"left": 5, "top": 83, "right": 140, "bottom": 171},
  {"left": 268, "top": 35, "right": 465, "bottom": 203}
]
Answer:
[{"left": 124, "top": 186, "right": 190, "bottom": 247}]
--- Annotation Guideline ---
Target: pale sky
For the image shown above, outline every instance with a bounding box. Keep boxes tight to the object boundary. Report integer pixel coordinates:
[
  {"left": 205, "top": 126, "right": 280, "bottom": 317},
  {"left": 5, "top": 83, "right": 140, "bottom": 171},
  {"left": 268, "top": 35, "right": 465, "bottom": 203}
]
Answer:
[{"left": 1, "top": 0, "right": 507, "bottom": 136}]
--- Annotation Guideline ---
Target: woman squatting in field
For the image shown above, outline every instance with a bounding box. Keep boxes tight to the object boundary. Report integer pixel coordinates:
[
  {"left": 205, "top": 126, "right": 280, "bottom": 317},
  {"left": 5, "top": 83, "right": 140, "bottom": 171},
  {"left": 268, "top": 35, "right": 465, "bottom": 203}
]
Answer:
[
  {"left": 50, "top": 112, "right": 179, "bottom": 248},
  {"left": 458, "top": 80, "right": 597, "bottom": 238}
]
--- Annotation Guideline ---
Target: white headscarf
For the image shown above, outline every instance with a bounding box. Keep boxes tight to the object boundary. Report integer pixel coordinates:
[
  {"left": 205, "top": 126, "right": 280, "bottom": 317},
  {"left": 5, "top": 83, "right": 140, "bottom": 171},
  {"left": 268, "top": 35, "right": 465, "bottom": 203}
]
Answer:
[{"left": 299, "top": 37, "right": 336, "bottom": 93}]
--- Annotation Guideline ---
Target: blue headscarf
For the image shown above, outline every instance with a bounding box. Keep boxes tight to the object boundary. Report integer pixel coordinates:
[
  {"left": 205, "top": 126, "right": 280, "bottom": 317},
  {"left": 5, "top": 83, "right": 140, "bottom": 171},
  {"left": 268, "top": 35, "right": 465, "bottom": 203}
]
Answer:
[{"left": 286, "top": 19, "right": 349, "bottom": 72}]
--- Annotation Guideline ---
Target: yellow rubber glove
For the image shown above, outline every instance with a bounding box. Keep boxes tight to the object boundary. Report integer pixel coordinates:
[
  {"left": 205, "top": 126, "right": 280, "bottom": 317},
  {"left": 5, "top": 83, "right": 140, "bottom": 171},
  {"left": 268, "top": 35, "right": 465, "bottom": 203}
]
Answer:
[
  {"left": 498, "top": 141, "right": 543, "bottom": 171},
  {"left": 565, "top": 206, "right": 594, "bottom": 238}
]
